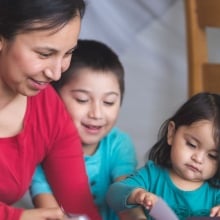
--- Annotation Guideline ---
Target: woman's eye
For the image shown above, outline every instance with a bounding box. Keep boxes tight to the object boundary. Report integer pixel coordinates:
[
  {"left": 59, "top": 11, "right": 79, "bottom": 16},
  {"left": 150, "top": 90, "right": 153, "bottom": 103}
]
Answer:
[
  {"left": 38, "top": 52, "right": 52, "bottom": 58},
  {"left": 64, "top": 51, "right": 73, "bottom": 57}
]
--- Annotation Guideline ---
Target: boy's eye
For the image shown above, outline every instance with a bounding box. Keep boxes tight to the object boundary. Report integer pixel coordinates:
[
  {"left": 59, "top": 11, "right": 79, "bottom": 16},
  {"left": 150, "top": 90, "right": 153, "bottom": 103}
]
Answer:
[
  {"left": 104, "top": 101, "right": 114, "bottom": 106},
  {"left": 76, "top": 98, "right": 88, "bottom": 103}
]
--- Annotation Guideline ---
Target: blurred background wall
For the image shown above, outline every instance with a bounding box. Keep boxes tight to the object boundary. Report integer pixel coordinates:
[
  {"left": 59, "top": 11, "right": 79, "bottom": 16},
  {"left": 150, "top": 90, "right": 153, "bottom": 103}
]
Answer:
[{"left": 80, "top": 0, "right": 188, "bottom": 167}]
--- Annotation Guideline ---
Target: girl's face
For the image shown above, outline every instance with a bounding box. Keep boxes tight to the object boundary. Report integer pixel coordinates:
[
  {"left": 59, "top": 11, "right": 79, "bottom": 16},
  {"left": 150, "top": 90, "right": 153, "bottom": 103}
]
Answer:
[
  {"left": 167, "top": 120, "right": 218, "bottom": 188},
  {"left": 59, "top": 68, "right": 121, "bottom": 152},
  {"left": 0, "top": 16, "right": 81, "bottom": 97}
]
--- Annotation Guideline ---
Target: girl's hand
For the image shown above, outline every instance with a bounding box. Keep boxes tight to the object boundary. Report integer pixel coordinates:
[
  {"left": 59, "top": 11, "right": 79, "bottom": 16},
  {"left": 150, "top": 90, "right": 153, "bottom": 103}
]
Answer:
[
  {"left": 20, "top": 207, "right": 64, "bottom": 220},
  {"left": 128, "top": 188, "right": 158, "bottom": 210},
  {"left": 210, "top": 205, "right": 220, "bottom": 217}
]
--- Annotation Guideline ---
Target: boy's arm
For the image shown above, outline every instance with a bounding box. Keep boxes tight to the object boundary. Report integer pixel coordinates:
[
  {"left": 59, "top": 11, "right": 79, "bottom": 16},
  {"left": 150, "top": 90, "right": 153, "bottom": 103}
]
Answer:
[
  {"left": 33, "top": 194, "right": 59, "bottom": 208},
  {"left": 30, "top": 165, "right": 58, "bottom": 208}
]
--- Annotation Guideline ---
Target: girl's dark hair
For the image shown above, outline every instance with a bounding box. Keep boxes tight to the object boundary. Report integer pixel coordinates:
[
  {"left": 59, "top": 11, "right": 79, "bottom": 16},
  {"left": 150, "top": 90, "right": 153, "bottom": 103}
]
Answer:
[
  {"left": 148, "top": 92, "right": 220, "bottom": 188},
  {"left": 0, "top": 0, "right": 85, "bottom": 39},
  {"left": 52, "top": 39, "right": 125, "bottom": 103}
]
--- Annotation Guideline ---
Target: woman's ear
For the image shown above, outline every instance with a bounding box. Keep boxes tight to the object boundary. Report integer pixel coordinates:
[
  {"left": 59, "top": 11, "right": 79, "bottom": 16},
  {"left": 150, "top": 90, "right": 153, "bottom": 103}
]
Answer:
[{"left": 167, "top": 121, "right": 176, "bottom": 145}]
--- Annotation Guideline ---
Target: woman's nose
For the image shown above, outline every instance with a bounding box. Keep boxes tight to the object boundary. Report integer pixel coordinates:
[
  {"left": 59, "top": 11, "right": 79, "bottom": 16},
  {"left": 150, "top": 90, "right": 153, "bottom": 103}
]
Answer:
[
  {"left": 44, "top": 67, "right": 61, "bottom": 81},
  {"left": 44, "top": 57, "right": 71, "bottom": 81}
]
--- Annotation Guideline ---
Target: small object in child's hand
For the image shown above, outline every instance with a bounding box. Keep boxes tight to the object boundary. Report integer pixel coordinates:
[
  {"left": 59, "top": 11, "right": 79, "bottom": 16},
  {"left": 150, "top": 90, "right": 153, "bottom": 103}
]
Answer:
[
  {"left": 63, "top": 212, "right": 90, "bottom": 220},
  {"left": 149, "top": 197, "right": 178, "bottom": 220},
  {"left": 60, "top": 205, "right": 89, "bottom": 220},
  {"left": 187, "top": 217, "right": 220, "bottom": 220}
]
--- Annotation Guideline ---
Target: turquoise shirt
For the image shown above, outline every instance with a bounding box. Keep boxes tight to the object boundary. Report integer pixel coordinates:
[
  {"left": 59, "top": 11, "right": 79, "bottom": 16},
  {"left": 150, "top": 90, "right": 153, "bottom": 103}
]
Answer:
[
  {"left": 31, "top": 127, "right": 137, "bottom": 220},
  {"left": 107, "top": 160, "right": 220, "bottom": 220}
]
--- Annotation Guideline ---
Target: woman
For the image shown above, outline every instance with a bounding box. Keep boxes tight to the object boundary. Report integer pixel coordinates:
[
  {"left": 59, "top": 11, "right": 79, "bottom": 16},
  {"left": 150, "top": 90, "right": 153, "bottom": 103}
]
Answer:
[{"left": 0, "top": 0, "right": 101, "bottom": 220}]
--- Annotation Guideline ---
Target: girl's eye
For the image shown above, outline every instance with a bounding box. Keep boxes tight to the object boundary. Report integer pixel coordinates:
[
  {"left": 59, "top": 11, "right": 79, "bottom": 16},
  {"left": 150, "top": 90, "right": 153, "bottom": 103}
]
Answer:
[
  {"left": 186, "top": 141, "right": 196, "bottom": 148},
  {"left": 208, "top": 153, "right": 218, "bottom": 160}
]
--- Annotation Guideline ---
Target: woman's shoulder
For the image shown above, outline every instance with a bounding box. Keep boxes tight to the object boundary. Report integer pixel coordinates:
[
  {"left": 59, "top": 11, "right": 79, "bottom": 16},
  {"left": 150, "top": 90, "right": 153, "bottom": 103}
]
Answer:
[
  {"left": 29, "top": 85, "right": 66, "bottom": 115},
  {"left": 31, "top": 84, "right": 60, "bottom": 104},
  {"left": 26, "top": 84, "right": 72, "bottom": 135}
]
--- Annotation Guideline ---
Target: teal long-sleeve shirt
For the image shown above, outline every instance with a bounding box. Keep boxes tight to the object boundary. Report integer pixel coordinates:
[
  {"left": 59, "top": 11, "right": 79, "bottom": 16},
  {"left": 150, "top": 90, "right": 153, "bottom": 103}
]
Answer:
[{"left": 106, "top": 160, "right": 220, "bottom": 220}]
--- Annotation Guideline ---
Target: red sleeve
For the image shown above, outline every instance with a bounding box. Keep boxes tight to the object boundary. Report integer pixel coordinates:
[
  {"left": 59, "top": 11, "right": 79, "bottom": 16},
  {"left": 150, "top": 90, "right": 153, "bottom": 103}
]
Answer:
[
  {"left": 42, "top": 88, "right": 101, "bottom": 220},
  {"left": 0, "top": 203, "right": 22, "bottom": 220}
]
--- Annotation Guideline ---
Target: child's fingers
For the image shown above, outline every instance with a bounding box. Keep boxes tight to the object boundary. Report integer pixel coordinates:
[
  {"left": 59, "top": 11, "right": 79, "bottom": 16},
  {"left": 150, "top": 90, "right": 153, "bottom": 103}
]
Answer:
[
  {"left": 144, "top": 200, "right": 153, "bottom": 210},
  {"left": 210, "top": 206, "right": 220, "bottom": 217},
  {"left": 141, "top": 194, "right": 153, "bottom": 210}
]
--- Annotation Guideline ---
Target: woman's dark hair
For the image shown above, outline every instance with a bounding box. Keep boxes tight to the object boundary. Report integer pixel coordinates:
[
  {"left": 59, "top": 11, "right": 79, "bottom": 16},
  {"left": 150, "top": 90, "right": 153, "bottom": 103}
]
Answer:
[
  {"left": 148, "top": 92, "right": 220, "bottom": 188},
  {"left": 52, "top": 39, "right": 125, "bottom": 103},
  {"left": 0, "top": 0, "right": 85, "bottom": 39}
]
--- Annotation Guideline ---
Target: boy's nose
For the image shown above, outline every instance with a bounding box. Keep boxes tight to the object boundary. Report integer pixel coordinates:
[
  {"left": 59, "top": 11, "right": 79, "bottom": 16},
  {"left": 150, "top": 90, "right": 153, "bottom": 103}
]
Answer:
[{"left": 88, "top": 104, "right": 103, "bottom": 119}]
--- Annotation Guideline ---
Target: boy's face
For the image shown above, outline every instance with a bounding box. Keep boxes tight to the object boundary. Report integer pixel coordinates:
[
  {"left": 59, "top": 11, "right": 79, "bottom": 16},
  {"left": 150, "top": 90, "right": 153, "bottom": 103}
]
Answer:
[{"left": 59, "top": 67, "right": 121, "bottom": 153}]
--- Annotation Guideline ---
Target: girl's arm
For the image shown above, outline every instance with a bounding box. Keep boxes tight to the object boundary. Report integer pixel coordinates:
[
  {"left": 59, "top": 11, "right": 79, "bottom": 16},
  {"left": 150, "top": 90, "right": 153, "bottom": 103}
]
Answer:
[
  {"left": 210, "top": 205, "right": 220, "bottom": 217},
  {"left": 128, "top": 188, "right": 158, "bottom": 210}
]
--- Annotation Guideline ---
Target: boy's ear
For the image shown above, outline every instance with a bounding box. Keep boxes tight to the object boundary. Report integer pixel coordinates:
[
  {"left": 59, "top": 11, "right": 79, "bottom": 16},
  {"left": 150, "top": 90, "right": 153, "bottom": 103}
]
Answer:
[{"left": 167, "top": 121, "right": 176, "bottom": 145}]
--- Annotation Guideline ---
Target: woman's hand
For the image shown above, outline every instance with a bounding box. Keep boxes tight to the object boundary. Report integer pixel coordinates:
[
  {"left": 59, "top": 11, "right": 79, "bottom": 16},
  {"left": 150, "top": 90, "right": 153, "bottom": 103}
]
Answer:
[
  {"left": 20, "top": 207, "right": 64, "bottom": 220},
  {"left": 128, "top": 188, "right": 158, "bottom": 210}
]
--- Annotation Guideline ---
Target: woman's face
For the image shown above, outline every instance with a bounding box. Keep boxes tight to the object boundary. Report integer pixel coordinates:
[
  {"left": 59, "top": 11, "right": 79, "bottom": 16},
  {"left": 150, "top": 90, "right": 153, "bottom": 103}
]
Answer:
[
  {"left": 59, "top": 68, "right": 121, "bottom": 150},
  {"left": 0, "top": 16, "right": 81, "bottom": 96}
]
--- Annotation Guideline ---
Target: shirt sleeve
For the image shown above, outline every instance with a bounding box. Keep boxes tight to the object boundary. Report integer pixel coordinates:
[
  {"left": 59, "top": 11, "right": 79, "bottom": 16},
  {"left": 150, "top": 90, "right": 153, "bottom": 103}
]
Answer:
[
  {"left": 30, "top": 165, "right": 52, "bottom": 198},
  {"left": 107, "top": 163, "right": 151, "bottom": 212},
  {"left": 106, "top": 182, "right": 141, "bottom": 212},
  {"left": 0, "top": 203, "right": 23, "bottom": 220}
]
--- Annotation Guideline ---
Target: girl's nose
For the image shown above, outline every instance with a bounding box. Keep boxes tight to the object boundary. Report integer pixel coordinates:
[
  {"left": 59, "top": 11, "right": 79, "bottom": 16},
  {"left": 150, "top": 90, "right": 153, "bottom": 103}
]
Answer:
[{"left": 191, "top": 151, "right": 205, "bottom": 164}]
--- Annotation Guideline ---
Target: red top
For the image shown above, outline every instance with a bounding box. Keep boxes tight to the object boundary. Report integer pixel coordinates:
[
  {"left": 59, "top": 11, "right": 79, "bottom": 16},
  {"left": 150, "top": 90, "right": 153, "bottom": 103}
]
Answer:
[{"left": 0, "top": 85, "right": 101, "bottom": 220}]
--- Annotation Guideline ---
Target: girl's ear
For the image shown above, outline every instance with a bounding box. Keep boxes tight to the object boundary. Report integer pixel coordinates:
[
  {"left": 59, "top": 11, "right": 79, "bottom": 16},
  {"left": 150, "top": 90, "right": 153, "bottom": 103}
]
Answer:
[
  {"left": 167, "top": 121, "right": 176, "bottom": 145},
  {"left": 0, "top": 36, "right": 4, "bottom": 51}
]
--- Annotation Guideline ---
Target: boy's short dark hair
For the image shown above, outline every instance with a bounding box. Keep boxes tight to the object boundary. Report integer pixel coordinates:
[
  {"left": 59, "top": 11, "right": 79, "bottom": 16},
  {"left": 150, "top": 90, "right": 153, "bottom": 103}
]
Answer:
[{"left": 52, "top": 39, "right": 125, "bottom": 102}]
